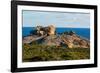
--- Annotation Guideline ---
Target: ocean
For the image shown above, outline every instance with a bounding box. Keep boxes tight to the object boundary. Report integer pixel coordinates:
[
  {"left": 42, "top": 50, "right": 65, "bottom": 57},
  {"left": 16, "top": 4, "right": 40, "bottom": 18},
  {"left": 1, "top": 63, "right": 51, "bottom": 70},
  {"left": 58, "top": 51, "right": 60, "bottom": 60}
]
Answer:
[{"left": 22, "top": 27, "right": 90, "bottom": 39}]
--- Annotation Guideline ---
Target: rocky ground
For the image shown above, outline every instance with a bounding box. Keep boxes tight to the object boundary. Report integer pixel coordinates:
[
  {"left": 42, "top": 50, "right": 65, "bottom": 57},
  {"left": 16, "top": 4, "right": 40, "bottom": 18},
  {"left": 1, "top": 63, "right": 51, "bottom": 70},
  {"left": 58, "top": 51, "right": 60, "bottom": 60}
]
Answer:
[{"left": 23, "top": 33, "right": 90, "bottom": 48}]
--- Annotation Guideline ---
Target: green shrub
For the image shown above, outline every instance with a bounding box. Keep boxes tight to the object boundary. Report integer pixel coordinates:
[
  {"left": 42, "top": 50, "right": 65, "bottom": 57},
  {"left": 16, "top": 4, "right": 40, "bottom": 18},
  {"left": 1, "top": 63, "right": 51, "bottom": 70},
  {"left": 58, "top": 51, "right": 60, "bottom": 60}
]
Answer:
[{"left": 22, "top": 43, "right": 90, "bottom": 62}]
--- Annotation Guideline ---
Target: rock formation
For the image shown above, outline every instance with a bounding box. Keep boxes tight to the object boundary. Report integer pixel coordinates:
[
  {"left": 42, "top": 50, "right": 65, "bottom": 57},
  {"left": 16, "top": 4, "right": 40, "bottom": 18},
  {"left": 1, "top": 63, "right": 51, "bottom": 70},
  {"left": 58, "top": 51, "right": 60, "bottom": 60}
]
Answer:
[
  {"left": 48, "top": 25, "right": 55, "bottom": 35},
  {"left": 61, "top": 34, "right": 90, "bottom": 48},
  {"left": 23, "top": 25, "right": 90, "bottom": 48},
  {"left": 36, "top": 26, "right": 44, "bottom": 36},
  {"left": 36, "top": 25, "right": 55, "bottom": 36}
]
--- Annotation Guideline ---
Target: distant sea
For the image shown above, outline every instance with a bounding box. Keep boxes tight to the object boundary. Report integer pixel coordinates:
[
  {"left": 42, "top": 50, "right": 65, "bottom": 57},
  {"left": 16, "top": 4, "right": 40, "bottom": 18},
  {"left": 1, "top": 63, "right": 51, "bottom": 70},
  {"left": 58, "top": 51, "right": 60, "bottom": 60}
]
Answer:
[{"left": 22, "top": 27, "right": 90, "bottom": 39}]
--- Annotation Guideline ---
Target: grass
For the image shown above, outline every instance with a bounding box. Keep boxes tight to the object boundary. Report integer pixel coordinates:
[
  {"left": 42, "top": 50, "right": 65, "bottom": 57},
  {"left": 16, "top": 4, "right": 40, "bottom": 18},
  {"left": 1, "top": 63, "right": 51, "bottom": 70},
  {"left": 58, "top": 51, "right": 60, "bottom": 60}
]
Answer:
[{"left": 22, "top": 42, "right": 90, "bottom": 62}]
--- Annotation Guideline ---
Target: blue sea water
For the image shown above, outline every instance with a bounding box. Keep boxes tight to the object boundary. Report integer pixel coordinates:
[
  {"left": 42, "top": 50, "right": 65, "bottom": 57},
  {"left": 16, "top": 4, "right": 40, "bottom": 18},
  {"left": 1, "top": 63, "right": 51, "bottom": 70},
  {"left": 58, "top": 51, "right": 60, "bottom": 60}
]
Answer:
[{"left": 22, "top": 27, "right": 90, "bottom": 39}]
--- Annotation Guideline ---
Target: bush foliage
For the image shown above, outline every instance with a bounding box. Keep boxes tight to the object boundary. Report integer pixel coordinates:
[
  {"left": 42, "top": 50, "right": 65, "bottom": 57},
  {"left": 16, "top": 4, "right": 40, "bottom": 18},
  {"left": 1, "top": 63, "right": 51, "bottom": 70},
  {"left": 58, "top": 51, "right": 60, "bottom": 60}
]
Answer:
[{"left": 22, "top": 42, "right": 90, "bottom": 62}]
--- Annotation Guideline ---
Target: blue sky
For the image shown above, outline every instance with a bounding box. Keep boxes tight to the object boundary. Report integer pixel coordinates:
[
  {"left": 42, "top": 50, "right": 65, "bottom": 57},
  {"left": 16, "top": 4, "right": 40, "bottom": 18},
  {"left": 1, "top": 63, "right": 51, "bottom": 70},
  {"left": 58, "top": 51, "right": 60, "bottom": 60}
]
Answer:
[{"left": 22, "top": 10, "right": 90, "bottom": 28}]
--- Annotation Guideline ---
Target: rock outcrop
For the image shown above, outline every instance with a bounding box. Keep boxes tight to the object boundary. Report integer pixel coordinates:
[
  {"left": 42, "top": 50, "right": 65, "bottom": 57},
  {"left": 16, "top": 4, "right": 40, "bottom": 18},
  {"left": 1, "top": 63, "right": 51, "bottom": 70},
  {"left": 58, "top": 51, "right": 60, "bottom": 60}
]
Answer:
[
  {"left": 36, "top": 25, "right": 55, "bottom": 36},
  {"left": 61, "top": 34, "right": 90, "bottom": 48},
  {"left": 48, "top": 25, "right": 55, "bottom": 35},
  {"left": 23, "top": 25, "right": 90, "bottom": 48}
]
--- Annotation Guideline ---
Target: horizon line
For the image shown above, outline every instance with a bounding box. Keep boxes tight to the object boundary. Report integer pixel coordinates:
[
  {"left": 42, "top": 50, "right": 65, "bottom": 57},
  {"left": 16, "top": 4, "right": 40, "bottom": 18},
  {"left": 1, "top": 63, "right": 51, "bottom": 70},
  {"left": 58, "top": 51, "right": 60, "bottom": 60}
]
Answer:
[{"left": 22, "top": 26, "right": 90, "bottom": 28}]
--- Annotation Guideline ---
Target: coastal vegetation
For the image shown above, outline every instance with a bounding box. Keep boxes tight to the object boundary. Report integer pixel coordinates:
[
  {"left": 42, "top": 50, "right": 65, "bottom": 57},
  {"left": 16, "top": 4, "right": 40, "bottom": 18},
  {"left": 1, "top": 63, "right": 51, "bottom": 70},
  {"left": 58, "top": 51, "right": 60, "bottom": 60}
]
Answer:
[{"left": 22, "top": 43, "right": 90, "bottom": 62}]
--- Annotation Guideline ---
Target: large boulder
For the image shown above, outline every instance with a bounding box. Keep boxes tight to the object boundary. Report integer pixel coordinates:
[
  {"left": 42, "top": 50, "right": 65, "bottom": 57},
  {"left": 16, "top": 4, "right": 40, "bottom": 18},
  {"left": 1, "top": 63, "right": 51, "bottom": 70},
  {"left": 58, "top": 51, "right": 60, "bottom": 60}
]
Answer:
[
  {"left": 47, "top": 25, "right": 55, "bottom": 36},
  {"left": 35, "top": 25, "right": 55, "bottom": 36}
]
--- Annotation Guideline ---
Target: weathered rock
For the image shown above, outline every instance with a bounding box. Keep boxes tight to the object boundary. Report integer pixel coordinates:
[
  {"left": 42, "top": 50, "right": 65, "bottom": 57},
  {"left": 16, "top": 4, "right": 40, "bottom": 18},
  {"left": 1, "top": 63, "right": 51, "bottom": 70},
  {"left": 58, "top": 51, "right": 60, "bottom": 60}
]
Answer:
[
  {"left": 43, "top": 35, "right": 63, "bottom": 46},
  {"left": 23, "top": 25, "right": 90, "bottom": 48},
  {"left": 61, "top": 34, "right": 90, "bottom": 48},
  {"left": 35, "top": 25, "right": 55, "bottom": 36},
  {"left": 48, "top": 25, "right": 55, "bottom": 36}
]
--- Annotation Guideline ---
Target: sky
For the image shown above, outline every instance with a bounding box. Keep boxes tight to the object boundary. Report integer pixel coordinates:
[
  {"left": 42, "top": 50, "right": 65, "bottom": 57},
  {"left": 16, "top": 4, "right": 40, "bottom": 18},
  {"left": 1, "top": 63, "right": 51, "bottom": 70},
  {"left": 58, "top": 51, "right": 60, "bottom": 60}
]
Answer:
[{"left": 22, "top": 10, "right": 90, "bottom": 28}]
